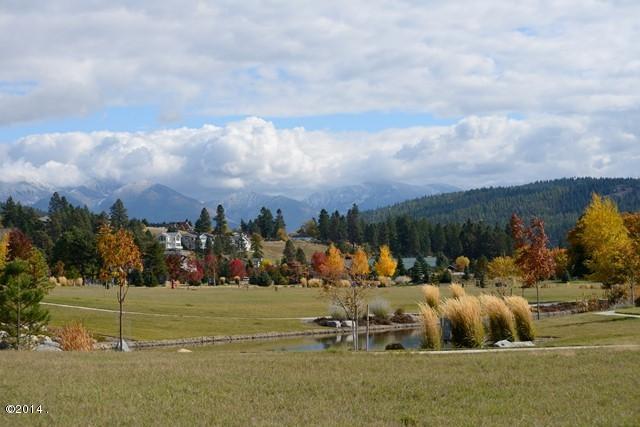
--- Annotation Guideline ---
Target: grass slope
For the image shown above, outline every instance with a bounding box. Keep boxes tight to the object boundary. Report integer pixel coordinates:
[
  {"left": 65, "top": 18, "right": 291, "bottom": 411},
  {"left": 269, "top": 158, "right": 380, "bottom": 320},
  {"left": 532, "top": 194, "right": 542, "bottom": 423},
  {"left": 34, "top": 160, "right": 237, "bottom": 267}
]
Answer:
[
  {"left": 43, "top": 283, "right": 606, "bottom": 340},
  {"left": 1, "top": 348, "right": 639, "bottom": 426},
  {"left": 261, "top": 240, "right": 327, "bottom": 262}
]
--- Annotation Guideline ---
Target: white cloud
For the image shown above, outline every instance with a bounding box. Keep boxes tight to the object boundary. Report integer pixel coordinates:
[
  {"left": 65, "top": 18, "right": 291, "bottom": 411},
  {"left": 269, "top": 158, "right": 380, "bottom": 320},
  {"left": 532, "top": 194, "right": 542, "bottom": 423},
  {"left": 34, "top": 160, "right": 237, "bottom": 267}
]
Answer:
[
  {"left": 2, "top": 115, "right": 639, "bottom": 197},
  {"left": 1, "top": 1, "right": 640, "bottom": 124}
]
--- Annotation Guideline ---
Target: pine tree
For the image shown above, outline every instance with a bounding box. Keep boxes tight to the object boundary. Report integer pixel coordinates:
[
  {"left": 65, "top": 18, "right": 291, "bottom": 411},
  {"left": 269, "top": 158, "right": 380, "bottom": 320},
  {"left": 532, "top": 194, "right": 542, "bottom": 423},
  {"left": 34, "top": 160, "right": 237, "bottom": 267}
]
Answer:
[
  {"left": 274, "top": 209, "right": 286, "bottom": 237},
  {"left": 257, "top": 207, "right": 274, "bottom": 239},
  {"left": 250, "top": 233, "right": 264, "bottom": 259},
  {"left": 346, "top": 204, "right": 363, "bottom": 245},
  {"left": 214, "top": 205, "right": 228, "bottom": 235},
  {"left": 283, "top": 239, "right": 296, "bottom": 263},
  {"left": 194, "top": 208, "right": 212, "bottom": 233},
  {"left": 318, "top": 209, "right": 330, "bottom": 241},
  {"left": 295, "top": 247, "right": 307, "bottom": 264},
  {"left": 109, "top": 199, "right": 129, "bottom": 230},
  {"left": 0, "top": 259, "right": 50, "bottom": 349}
]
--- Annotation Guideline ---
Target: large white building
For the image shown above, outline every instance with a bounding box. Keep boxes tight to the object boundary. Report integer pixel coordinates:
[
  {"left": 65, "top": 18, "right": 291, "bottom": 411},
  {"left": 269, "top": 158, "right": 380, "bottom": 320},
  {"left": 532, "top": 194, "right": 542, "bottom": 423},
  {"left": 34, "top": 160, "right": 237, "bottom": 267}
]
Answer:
[{"left": 158, "top": 232, "right": 183, "bottom": 251}]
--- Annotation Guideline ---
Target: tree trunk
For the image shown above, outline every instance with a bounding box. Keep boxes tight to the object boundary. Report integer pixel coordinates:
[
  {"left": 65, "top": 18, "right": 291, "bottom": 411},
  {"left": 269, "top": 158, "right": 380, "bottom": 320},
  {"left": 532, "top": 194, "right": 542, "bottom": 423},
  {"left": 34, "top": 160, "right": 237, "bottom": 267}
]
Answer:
[
  {"left": 536, "top": 284, "right": 540, "bottom": 320},
  {"left": 16, "top": 301, "right": 20, "bottom": 350},
  {"left": 118, "top": 286, "right": 124, "bottom": 351}
]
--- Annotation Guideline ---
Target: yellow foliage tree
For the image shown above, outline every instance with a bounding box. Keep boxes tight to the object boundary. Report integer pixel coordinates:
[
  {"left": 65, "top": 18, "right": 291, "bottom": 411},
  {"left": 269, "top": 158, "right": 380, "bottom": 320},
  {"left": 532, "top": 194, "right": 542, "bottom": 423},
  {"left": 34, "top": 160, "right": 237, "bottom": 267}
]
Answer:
[
  {"left": 622, "top": 212, "right": 640, "bottom": 303},
  {"left": 350, "top": 247, "right": 370, "bottom": 280},
  {"left": 0, "top": 233, "right": 8, "bottom": 272},
  {"left": 322, "top": 244, "right": 345, "bottom": 283},
  {"left": 455, "top": 256, "right": 470, "bottom": 272},
  {"left": 487, "top": 256, "right": 520, "bottom": 291},
  {"left": 375, "top": 245, "right": 397, "bottom": 278},
  {"left": 577, "top": 194, "right": 632, "bottom": 288},
  {"left": 97, "top": 224, "right": 143, "bottom": 351}
]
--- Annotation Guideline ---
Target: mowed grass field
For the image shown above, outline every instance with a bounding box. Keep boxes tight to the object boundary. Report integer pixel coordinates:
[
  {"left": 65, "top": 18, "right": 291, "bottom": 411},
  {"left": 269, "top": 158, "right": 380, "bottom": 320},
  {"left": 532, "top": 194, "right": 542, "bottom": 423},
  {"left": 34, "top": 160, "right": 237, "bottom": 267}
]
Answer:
[
  {"left": 1, "top": 348, "right": 639, "bottom": 426},
  {"left": 42, "top": 282, "right": 610, "bottom": 340}
]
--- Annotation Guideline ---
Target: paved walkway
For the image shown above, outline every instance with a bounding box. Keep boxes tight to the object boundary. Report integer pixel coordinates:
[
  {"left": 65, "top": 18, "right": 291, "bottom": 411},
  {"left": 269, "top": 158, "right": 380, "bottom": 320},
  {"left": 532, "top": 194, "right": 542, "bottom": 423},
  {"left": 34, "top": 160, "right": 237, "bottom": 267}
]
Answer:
[
  {"left": 41, "top": 302, "right": 319, "bottom": 321},
  {"left": 405, "top": 344, "right": 640, "bottom": 355},
  {"left": 595, "top": 310, "right": 640, "bottom": 319}
]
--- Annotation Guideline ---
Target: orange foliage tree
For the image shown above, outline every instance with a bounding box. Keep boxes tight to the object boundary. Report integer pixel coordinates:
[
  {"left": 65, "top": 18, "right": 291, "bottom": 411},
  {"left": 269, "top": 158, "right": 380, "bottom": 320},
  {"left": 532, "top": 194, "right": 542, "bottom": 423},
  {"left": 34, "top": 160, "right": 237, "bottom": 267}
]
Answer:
[
  {"left": 97, "top": 224, "right": 142, "bottom": 351},
  {"left": 511, "top": 214, "right": 555, "bottom": 319},
  {"left": 374, "top": 245, "right": 397, "bottom": 278}
]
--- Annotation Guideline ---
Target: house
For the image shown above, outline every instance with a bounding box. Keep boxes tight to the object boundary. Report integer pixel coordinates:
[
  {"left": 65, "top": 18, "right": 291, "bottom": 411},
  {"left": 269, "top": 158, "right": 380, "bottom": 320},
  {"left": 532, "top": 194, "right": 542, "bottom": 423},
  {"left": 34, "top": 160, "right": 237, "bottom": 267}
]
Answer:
[
  {"left": 158, "top": 232, "right": 183, "bottom": 251},
  {"left": 180, "top": 232, "right": 199, "bottom": 251},
  {"left": 232, "top": 232, "right": 251, "bottom": 253}
]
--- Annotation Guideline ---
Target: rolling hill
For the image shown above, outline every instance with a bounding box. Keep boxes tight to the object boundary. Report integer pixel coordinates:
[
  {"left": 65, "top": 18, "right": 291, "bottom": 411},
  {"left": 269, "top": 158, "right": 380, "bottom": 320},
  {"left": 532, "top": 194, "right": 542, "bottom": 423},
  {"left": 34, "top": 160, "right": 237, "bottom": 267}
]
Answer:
[{"left": 362, "top": 177, "right": 640, "bottom": 244}]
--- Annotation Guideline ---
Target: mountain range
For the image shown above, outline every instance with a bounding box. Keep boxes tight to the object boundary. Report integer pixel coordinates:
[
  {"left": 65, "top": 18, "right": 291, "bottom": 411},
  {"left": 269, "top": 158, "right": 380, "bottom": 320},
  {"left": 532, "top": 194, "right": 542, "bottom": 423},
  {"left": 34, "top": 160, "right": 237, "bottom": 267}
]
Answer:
[{"left": 0, "top": 180, "right": 457, "bottom": 230}]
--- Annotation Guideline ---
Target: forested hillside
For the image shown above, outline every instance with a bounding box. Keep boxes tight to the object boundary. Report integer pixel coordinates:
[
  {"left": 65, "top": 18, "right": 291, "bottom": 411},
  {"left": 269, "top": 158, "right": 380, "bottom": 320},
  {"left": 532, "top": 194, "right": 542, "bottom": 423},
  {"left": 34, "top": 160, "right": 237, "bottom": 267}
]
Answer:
[{"left": 362, "top": 178, "right": 640, "bottom": 244}]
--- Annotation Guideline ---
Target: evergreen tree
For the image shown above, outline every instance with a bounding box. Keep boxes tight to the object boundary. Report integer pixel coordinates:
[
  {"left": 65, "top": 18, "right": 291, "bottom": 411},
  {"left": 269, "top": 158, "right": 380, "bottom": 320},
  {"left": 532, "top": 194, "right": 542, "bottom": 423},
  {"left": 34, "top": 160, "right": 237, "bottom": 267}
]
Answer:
[
  {"left": 0, "top": 259, "right": 50, "bottom": 349},
  {"left": 318, "top": 209, "right": 330, "bottom": 241},
  {"left": 295, "top": 247, "right": 307, "bottom": 264},
  {"left": 346, "top": 204, "right": 363, "bottom": 245},
  {"left": 194, "top": 208, "right": 212, "bottom": 233},
  {"left": 283, "top": 239, "right": 296, "bottom": 263},
  {"left": 274, "top": 209, "right": 286, "bottom": 236},
  {"left": 214, "top": 205, "right": 228, "bottom": 235},
  {"left": 257, "top": 207, "right": 275, "bottom": 239},
  {"left": 109, "top": 199, "right": 129, "bottom": 229},
  {"left": 250, "top": 233, "right": 264, "bottom": 259},
  {"left": 411, "top": 259, "right": 424, "bottom": 283},
  {"left": 396, "top": 257, "right": 406, "bottom": 276}
]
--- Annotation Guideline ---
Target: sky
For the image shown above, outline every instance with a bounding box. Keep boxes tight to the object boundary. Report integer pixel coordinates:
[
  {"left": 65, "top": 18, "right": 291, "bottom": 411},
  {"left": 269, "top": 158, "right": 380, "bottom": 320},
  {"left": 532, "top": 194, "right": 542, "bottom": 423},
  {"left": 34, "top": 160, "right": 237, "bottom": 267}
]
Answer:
[{"left": 1, "top": 0, "right": 640, "bottom": 198}]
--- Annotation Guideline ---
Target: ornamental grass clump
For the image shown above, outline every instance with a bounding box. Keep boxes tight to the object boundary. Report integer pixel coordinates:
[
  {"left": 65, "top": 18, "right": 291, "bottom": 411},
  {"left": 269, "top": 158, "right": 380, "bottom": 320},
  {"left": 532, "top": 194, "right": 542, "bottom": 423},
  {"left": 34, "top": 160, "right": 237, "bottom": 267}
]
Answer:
[
  {"left": 418, "top": 303, "right": 441, "bottom": 350},
  {"left": 504, "top": 296, "right": 536, "bottom": 341},
  {"left": 480, "top": 295, "right": 516, "bottom": 343},
  {"left": 58, "top": 322, "right": 94, "bottom": 352},
  {"left": 421, "top": 285, "right": 440, "bottom": 310},
  {"left": 442, "top": 296, "right": 484, "bottom": 348},
  {"left": 450, "top": 283, "right": 466, "bottom": 299}
]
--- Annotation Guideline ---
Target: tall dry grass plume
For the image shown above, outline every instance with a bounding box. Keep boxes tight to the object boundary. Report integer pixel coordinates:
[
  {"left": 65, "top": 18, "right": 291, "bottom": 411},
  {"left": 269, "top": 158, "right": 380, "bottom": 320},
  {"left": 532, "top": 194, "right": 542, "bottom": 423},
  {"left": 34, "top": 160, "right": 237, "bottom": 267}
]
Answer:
[
  {"left": 480, "top": 295, "right": 516, "bottom": 342},
  {"left": 504, "top": 296, "right": 535, "bottom": 341},
  {"left": 421, "top": 285, "right": 440, "bottom": 310},
  {"left": 58, "top": 322, "right": 94, "bottom": 351},
  {"left": 442, "top": 296, "right": 484, "bottom": 348},
  {"left": 418, "top": 303, "right": 441, "bottom": 350},
  {"left": 450, "top": 283, "right": 466, "bottom": 299}
]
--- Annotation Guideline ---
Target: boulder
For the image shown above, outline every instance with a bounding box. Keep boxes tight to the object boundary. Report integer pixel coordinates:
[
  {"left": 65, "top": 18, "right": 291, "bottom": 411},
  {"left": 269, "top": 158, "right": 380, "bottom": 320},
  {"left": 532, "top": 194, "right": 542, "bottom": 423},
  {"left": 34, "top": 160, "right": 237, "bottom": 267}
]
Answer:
[
  {"left": 493, "top": 340, "right": 535, "bottom": 348},
  {"left": 325, "top": 320, "right": 341, "bottom": 328},
  {"left": 341, "top": 320, "right": 355, "bottom": 328},
  {"left": 35, "top": 344, "right": 62, "bottom": 352},
  {"left": 177, "top": 348, "right": 192, "bottom": 353}
]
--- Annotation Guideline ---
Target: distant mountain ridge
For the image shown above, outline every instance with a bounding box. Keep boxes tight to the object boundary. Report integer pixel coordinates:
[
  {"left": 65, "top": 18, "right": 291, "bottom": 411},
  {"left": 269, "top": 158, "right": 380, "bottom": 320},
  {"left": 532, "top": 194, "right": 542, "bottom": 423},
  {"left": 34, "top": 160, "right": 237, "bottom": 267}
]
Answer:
[
  {"left": 362, "top": 177, "right": 640, "bottom": 243},
  {"left": 1, "top": 179, "right": 455, "bottom": 229}
]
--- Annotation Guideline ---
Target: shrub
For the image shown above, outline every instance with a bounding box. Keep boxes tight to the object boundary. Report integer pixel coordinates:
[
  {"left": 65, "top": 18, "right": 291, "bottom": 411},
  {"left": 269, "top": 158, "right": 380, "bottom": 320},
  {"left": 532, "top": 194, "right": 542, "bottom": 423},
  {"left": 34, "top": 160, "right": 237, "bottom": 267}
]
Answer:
[
  {"left": 418, "top": 303, "right": 441, "bottom": 350},
  {"left": 58, "top": 276, "right": 68, "bottom": 286},
  {"left": 307, "top": 278, "right": 323, "bottom": 288},
  {"left": 450, "top": 283, "right": 465, "bottom": 299},
  {"left": 440, "top": 269, "right": 452, "bottom": 283},
  {"left": 300, "top": 277, "right": 308, "bottom": 287},
  {"left": 378, "top": 276, "right": 393, "bottom": 287},
  {"left": 394, "top": 275, "right": 412, "bottom": 285},
  {"left": 606, "top": 285, "right": 628, "bottom": 305},
  {"left": 442, "top": 296, "right": 484, "bottom": 348},
  {"left": 57, "top": 322, "right": 94, "bottom": 351},
  {"left": 504, "top": 296, "right": 535, "bottom": 341},
  {"left": 337, "top": 279, "right": 351, "bottom": 288},
  {"left": 421, "top": 285, "right": 440, "bottom": 310},
  {"left": 369, "top": 298, "right": 391, "bottom": 319},
  {"left": 635, "top": 295, "right": 640, "bottom": 307},
  {"left": 480, "top": 295, "right": 516, "bottom": 343},
  {"left": 328, "top": 304, "right": 348, "bottom": 321}
]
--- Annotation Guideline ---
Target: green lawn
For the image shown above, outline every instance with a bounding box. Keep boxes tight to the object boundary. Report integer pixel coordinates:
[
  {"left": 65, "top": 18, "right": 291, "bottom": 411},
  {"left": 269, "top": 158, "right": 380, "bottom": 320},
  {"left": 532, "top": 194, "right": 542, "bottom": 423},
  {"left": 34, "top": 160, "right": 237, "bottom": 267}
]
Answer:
[
  {"left": 42, "top": 282, "right": 606, "bottom": 340},
  {"left": 615, "top": 307, "right": 640, "bottom": 315},
  {"left": 535, "top": 313, "right": 640, "bottom": 347},
  {"left": 1, "top": 348, "right": 638, "bottom": 426}
]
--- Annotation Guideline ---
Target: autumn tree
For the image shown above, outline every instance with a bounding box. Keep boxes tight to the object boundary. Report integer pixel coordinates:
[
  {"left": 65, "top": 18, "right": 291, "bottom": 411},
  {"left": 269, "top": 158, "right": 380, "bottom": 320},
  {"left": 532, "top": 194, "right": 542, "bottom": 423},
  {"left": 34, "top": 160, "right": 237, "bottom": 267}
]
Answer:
[
  {"left": 97, "top": 224, "right": 143, "bottom": 351},
  {"left": 455, "top": 256, "right": 470, "bottom": 272},
  {"left": 7, "top": 229, "right": 32, "bottom": 261},
  {"left": 569, "top": 194, "right": 637, "bottom": 304},
  {"left": 321, "top": 244, "right": 345, "bottom": 283},
  {"left": 622, "top": 212, "right": 640, "bottom": 304},
  {"left": 511, "top": 214, "right": 555, "bottom": 319},
  {"left": 229, "top": 258, "right": 247, "bottom": 279},
  {"left": 487, "top": 256, "right": 520, "bottom": 292},
  {"left": 0, "top": 233, "right": 8, "bottom": 272},
  {"left": 350, "top": 247, "right": 370, "bottom": 281},
  {"left": 374, "top": 245, "right": 397, "bottom": 278},
  {"left": 311, "top": 251, "right": 327, "bottom": 275}
]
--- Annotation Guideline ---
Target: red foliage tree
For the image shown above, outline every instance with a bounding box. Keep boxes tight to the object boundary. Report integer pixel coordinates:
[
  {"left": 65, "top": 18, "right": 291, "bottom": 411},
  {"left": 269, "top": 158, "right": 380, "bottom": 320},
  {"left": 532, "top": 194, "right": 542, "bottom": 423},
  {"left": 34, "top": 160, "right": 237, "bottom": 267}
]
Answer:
[
  {"left": 165, "top": 254, "right": 185, "bottom": 286},
  {"left": 511, "top": 214, "right": 555, "bottom": 319},
  {"left": 203, "top": 253, "right": 219, "bottom": 285},
  {"left": 229, "top": 258, "right": 247, "bottom": 278},
  {"left": 311, "top": 251, "right": 327, "bottom": 275},
  {"left": 185, "top": 258, "right": 204, "bottom": 286},
  {"left": 7, "top": 229, "right": 33, "bottom": 261}
]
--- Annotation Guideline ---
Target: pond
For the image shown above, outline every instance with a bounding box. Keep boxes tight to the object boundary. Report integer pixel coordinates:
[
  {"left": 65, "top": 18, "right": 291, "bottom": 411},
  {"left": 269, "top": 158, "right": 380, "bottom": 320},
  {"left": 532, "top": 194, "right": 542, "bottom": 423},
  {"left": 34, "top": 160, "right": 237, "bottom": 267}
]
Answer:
[{"left": 194, "top": 328, "right": 433, "bottom": 352}]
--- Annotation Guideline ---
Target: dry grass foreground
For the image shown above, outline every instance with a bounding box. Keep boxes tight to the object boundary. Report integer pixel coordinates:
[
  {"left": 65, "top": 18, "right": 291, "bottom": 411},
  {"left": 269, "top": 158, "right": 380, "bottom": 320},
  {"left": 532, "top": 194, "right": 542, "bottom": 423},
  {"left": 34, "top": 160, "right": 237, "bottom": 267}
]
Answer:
[{"left": 1, "top": 348, "right": 639, "bottom": 426}]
